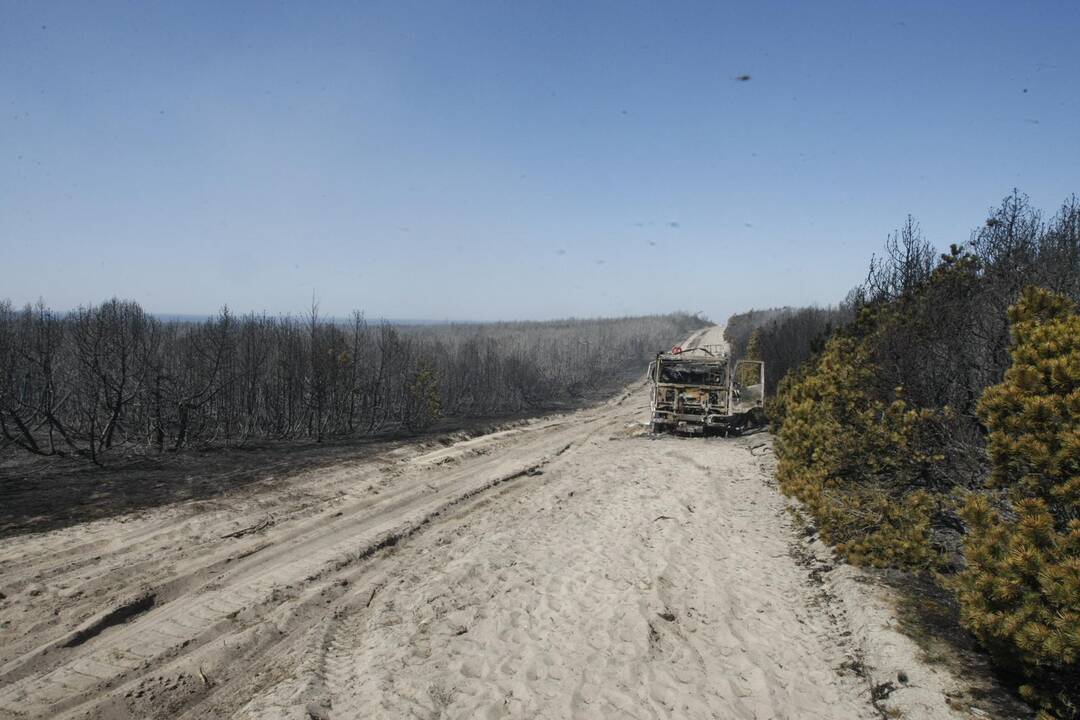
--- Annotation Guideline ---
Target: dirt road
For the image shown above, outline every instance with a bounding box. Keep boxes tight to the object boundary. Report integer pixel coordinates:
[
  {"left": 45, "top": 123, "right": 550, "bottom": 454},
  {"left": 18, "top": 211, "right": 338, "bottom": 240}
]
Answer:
[{"left": 0, "top": 327, "right": 972, "bottom": 720}]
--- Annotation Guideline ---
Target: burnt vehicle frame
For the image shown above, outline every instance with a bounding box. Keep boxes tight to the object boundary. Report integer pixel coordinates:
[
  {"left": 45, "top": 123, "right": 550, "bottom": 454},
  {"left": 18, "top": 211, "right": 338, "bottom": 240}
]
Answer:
[{"left": 647, "top": 345, "right": 764, "bottom": 436}]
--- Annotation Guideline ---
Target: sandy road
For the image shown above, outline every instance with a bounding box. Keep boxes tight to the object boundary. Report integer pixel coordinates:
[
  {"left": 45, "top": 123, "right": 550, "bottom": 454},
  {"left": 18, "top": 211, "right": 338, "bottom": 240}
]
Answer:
[{"left": 0, "top": 326, "right": 967, "bottom": 720}]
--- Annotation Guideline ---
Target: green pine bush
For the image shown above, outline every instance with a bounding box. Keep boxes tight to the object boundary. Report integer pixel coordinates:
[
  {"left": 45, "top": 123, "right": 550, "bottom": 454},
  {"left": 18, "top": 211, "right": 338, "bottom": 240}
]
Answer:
[
  {"left": 955, "top": 287, "right": 1080, "bottom": 719},
  {"left": 774, "top": 331, "right": 942, "bottom": 569},
  {"left": 404, "top": 359, "right": 442, "bottom": 431}
]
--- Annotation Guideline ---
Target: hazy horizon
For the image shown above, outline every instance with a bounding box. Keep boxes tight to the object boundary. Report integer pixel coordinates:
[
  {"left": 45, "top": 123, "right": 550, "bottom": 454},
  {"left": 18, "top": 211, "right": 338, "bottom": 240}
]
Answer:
[
  {"left": 3, "top": 307, "right": 721, "bottom": 327},
  {"left": 3, "top": 1, "right": 1077, "bottom": 321}
]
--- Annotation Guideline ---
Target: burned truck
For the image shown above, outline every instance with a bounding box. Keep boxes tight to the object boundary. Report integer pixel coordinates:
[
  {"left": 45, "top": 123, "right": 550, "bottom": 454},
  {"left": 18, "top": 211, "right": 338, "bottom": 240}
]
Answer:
[{"left": 648, "top": 345, "right": 764, "bottom": 436}]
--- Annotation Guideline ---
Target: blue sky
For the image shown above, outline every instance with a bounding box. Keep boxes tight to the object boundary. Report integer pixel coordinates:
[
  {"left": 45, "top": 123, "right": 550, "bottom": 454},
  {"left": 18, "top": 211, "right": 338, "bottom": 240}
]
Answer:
[{"left": 2, "top": 1, "right": 1077, "bottom": 321}]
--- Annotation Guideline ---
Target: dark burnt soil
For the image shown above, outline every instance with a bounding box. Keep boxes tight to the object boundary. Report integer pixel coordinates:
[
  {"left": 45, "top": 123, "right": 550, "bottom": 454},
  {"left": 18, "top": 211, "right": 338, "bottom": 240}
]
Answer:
[{"left": 0, "top": 400, "right": 595, "bottom": 540}]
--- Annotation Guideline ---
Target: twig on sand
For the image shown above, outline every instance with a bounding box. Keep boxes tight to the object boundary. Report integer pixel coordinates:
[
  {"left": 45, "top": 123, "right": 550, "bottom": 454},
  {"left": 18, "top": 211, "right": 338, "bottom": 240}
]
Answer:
[
  {"left": 221, "top": 513, "right": 274, "bottom": 539},
  {"left": 198, "top": 664, "right": 211, "bottom": 687},
  {"left": 366, "top": 583, "right": 383, "bottom": 608},
  {"left": 653, "top": 515, "right": 675, "bottom": 522}
]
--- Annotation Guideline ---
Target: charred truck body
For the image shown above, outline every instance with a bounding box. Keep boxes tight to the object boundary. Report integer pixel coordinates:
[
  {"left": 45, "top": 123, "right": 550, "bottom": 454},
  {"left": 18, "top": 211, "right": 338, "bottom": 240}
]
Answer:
[{"left": 648, "top": 346, "right": 764, "bottom": 436}]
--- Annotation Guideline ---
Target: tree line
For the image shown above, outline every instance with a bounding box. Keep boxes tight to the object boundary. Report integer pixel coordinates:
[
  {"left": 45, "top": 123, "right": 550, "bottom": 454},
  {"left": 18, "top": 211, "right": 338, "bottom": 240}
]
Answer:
[
  {"left": 738, "top": 192, "right": 1079, "bottom": 718},
  {"left": 0, "top": 303, "right": 702, "bottom": 464}
]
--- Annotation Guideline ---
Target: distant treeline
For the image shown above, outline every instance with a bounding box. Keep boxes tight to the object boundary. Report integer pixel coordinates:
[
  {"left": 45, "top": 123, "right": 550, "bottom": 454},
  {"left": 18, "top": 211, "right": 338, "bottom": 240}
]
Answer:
[
  {"left": 0, "top": 303, "right": 702, "bottom": 463},
  {"left": 732, "top": 192, "right": 1080, "bottom": 718}
]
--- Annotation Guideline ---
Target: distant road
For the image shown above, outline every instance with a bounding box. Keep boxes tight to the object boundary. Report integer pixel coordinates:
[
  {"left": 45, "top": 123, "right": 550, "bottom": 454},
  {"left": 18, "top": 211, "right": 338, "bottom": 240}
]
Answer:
[{"left": 678, "top": 324, "right": 729, "bottom": 355}]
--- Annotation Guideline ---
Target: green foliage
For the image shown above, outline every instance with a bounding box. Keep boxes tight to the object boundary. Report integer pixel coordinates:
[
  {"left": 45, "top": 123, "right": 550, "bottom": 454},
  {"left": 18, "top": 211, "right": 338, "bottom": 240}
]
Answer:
[
  {"left": 774, "top": 332, "right": 943, "bottom": 569},
  {"left": 955, "top": 287, "right": 1080, "bottom": 718},
  {"left": 764, "top": 194, "right": 1080, "bottom": 718},
  {"left": 404, "top": 359, "right": 442, "bottom": 431}
]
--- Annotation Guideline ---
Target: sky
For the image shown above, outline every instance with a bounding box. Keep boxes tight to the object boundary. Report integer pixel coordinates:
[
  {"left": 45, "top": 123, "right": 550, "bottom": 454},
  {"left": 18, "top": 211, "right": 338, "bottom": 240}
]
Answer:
[{"left": 2, "top": 1, "right": 1078, "bottom": 322}]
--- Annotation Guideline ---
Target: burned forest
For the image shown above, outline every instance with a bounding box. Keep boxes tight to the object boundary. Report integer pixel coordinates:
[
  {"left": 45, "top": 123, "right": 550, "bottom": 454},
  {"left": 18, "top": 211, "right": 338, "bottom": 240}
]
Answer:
[{"left": 0, "top": 306, "right": 703, "bottom": 464}]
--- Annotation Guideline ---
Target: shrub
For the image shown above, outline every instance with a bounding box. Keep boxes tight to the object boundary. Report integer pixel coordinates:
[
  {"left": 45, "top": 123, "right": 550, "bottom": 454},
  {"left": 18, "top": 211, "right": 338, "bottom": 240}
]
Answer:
[
  {"left": 774, "top": 331, "right": 942, "bottom": 569},
  {"left": 757, "top": 194, "right": 1080, "bottom": 718},
  {"left": 954, "top": 287, "right": 1080, "bottom": 719}
]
